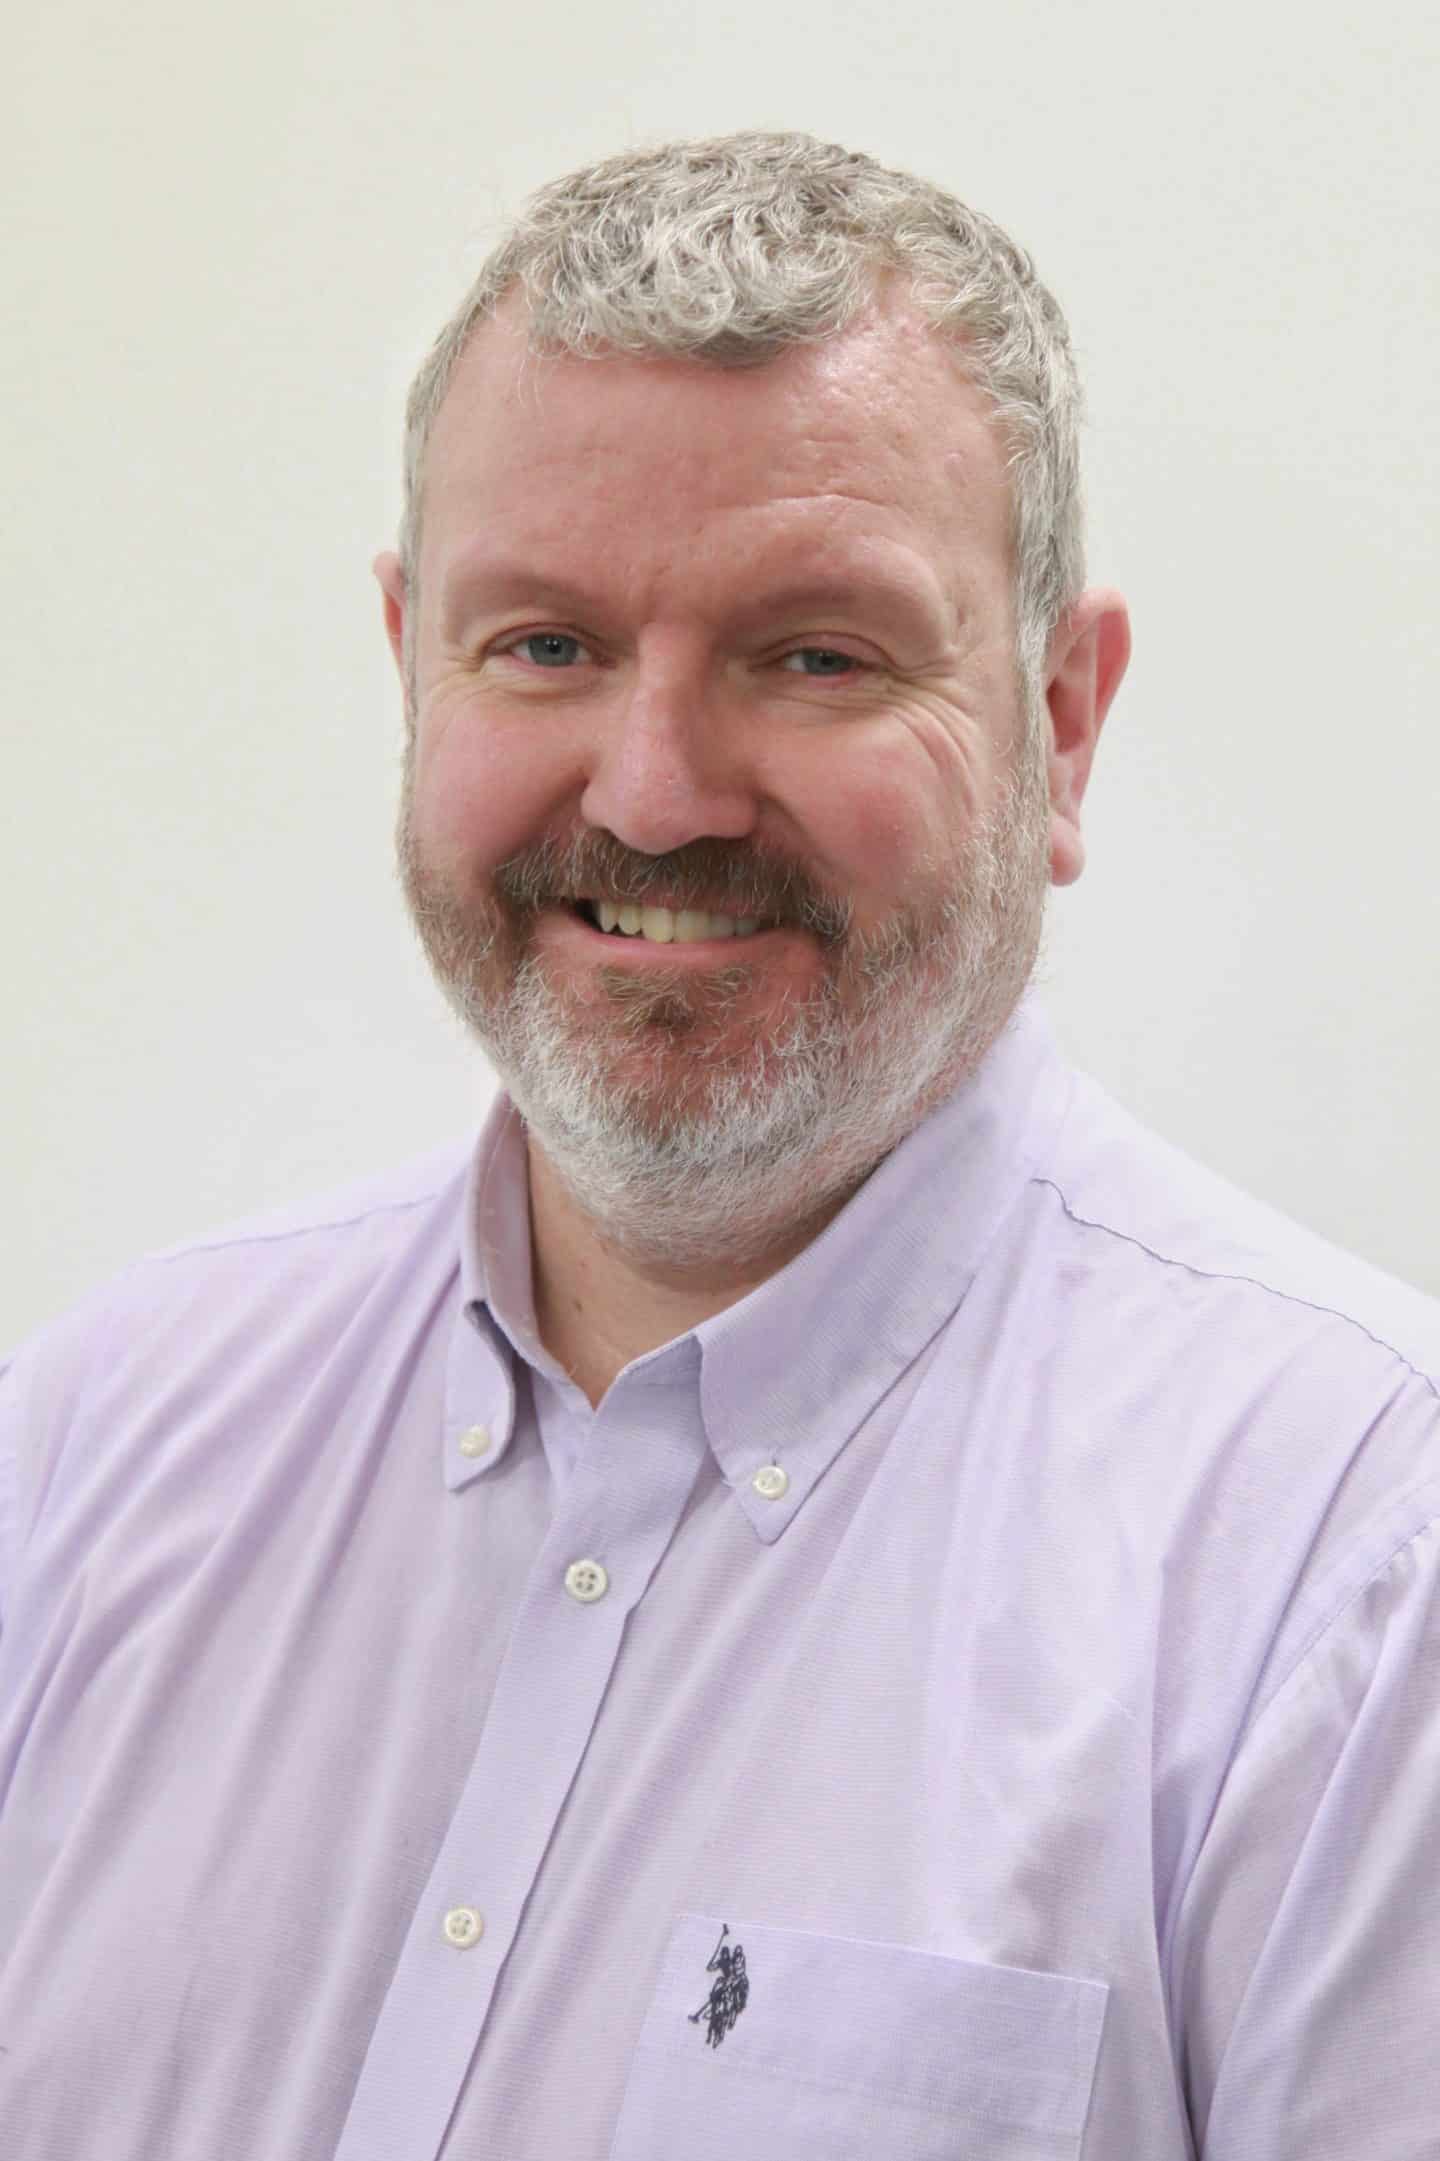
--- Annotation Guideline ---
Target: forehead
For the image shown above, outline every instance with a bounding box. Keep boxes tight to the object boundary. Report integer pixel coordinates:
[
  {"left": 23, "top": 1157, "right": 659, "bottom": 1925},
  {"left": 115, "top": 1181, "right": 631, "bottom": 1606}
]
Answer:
[{"left": 418, "top": 292, "right": 1014, "bottom": 610}]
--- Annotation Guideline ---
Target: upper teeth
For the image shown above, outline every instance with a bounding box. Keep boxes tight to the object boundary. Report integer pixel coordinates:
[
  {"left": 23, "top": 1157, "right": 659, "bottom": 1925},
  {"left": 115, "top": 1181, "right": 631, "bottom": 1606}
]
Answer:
[{"left": 592, "top": 902, "right": 762, "bottom": 942}]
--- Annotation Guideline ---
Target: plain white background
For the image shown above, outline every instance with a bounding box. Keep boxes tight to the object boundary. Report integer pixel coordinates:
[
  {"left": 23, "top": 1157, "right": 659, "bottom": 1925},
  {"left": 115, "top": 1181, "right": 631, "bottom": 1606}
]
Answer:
[{"left": 6, "top": 1, "right": 1438, "bottom": 1344}]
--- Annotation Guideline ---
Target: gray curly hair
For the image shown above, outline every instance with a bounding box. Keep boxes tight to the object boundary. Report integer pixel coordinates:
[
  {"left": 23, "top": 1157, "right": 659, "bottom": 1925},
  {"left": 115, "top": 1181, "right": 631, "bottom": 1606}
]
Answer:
[{"left": 395, "top": 130, "right": 1086, "bottom": 728}]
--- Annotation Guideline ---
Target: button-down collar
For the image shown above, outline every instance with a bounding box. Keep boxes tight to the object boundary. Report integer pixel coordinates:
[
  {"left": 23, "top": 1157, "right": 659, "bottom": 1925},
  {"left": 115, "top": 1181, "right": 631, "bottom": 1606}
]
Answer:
[{"left": 444, "top": 999, "right": 1071, "bottom": 1535}]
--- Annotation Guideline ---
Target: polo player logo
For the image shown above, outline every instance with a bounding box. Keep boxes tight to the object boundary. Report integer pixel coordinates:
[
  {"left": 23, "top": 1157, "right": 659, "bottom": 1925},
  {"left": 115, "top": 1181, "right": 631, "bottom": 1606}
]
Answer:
[{"left": 687, "top": 1922, "right": 749, "bottom": 2047}]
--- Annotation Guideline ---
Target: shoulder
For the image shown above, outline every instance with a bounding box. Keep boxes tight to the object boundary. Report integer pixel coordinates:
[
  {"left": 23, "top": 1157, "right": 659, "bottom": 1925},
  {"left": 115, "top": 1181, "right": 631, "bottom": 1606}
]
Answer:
[
  {"left": 0, "top": 1137, "right": 476, "bottom": 1563},
  {"left": 1016, "top": 1066, "right": 1440, "bottom": 1724},
  {"left": 135, "top": 1134, "right": 476, "bottom": 1277},
  {"left": 5, "top": 1134, "right": 474, "bottom": 1374},
  {"left": 1034, "top": 1065, "right": 1440, "bottom": 1392}
]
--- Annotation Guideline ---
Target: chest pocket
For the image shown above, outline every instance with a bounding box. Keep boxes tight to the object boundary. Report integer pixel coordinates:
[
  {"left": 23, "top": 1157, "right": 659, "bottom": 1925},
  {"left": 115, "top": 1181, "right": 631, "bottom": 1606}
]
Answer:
[{"left": 609, "top": 1913, "right": 1108, "bottom": 2160}]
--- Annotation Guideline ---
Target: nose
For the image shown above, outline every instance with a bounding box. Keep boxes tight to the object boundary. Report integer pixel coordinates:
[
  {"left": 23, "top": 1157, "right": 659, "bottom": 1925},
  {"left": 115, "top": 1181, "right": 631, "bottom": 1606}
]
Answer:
[{"left": 578, "top": 669, "right": 759, "bottom": 856}]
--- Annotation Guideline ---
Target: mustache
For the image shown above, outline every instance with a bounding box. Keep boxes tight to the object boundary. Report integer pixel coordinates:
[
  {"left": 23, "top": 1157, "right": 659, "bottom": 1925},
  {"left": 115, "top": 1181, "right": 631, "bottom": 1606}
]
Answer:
[{"left": 492, "top": 832, "right": 852, "bottom": 941}]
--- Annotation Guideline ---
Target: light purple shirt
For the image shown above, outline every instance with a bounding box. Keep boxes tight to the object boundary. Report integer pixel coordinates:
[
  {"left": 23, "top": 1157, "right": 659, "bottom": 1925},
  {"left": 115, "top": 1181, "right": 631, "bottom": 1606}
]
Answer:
[{"left": 2, "top": 1001, "right": 1438, "bottom": 2159}]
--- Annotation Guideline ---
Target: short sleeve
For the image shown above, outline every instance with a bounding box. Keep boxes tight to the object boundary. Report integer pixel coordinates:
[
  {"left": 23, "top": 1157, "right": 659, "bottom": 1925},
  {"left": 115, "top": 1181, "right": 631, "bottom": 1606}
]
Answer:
[{"left": 1172, "top": 1497, "right": 1440, "bottom": 2158}]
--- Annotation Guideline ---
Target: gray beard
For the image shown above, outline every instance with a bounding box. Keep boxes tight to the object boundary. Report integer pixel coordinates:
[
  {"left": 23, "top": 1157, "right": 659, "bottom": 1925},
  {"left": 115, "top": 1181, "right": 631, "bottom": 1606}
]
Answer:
[{"left": 397, "top": 747, "right": 1051, "bottom": 1270}]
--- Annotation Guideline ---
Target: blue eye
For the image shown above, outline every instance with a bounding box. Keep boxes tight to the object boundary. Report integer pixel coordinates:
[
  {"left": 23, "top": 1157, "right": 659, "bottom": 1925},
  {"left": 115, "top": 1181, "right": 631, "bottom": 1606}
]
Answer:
[
  {"left": 515, "top": 633, "right": 587, "bottom": 668},
  {"left": 782, "top": 648, "right": 859, "bottom": 677}
]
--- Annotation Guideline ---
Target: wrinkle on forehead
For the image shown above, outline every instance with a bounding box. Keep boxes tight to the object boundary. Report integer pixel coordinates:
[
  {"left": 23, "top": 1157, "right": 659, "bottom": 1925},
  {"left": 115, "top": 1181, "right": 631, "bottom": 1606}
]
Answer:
[
  {"left": 433, "top": 284, "right": 1003, "bottom": 481},
  {"left": 419, "top": 291, "right": 1015, "bottom": 638}
]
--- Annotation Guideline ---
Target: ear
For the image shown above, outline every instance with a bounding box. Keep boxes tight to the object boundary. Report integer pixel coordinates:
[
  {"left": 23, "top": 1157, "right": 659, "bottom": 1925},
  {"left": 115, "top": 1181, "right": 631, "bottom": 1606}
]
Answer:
[
  {"left": 373, "top": 551, "right": 409, "bottom": 684},
  {"left": 1043, "top": 587, "right": 1131, "bottom": 886}
]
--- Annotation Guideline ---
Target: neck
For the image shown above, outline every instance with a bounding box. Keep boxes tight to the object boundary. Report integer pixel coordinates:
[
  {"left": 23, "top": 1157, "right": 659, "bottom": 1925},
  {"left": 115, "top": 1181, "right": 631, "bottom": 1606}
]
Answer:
[{"left": 526, "top": 1141, "right": 852, "bottom": 1407}]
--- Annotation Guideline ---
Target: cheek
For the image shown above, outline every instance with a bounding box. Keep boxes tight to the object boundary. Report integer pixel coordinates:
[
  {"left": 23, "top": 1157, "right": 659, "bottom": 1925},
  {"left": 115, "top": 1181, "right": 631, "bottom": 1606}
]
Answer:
[
  {"left": 412, "top": 711, "right": 572, "bottom": 876},
  {"left": 793, "top": 748, "right": 955, "bottom": 909}
]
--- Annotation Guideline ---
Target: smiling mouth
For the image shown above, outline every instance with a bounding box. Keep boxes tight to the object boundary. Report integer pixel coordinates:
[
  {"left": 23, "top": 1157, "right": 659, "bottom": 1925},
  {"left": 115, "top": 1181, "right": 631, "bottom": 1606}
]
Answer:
[{"left": 572, "top": 899, "right": 775, "bottom": 944}]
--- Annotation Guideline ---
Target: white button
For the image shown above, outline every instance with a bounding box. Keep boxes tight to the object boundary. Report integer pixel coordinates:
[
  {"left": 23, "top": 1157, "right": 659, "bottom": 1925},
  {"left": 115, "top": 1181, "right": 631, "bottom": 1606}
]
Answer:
[
  {"left": 442, "top": 1905, "right": 484, "bottom": 1949},
  {"left": 564, "top": 1558, "right": 609, "bottom": 1603},
  {"left": 752, "top": 1463, "right": 789, "bottom": 1500},
  {"left": 459, "top": 1425, "right": 492, "bottom": 1459}
]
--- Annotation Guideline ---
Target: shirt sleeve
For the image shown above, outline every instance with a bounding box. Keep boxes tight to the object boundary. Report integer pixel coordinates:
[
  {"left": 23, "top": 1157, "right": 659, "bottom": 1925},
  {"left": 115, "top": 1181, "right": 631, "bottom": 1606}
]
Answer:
[
  {"left": 1173, "top": 1496, "right": 1440, "bottom": 2159},
  {"left": 0, "top": 1351, "right": 23, "bottom": 1636},
  {"left": 0, "top": 1282, "right": 130, "bottom": 1645}
]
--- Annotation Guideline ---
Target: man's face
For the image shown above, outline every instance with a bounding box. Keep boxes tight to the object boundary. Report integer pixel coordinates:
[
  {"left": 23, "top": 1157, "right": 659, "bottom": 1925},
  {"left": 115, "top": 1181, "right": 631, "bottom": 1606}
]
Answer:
[{"left": 384, "top": 293, "right": 1062, "bottom": 1252}]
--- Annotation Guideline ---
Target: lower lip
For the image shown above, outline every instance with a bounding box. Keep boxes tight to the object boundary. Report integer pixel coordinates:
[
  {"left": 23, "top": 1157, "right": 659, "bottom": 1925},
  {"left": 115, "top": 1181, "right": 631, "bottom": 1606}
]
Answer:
[{"left": 542, "top": 909, "right": 792, "bottom": 964}]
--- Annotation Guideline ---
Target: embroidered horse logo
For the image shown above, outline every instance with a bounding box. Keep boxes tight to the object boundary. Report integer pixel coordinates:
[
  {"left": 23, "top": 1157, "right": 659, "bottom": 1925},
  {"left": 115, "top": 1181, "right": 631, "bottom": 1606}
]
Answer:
[{"left": 687, "top": 1922, "right": 749, "bottom": 2047}]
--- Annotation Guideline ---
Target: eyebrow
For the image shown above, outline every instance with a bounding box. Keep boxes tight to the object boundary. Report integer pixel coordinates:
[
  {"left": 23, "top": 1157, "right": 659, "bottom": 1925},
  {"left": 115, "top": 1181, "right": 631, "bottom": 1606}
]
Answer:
[{"left": 438, "top": 557, "right": 956, "bottom": 646}]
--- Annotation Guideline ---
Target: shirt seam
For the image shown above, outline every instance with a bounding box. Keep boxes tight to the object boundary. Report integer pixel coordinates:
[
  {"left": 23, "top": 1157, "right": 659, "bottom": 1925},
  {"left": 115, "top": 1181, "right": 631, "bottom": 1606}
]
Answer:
[
  {"left": 134, "top": 1173, "right": 460, "bottom": 1269},
  {"left": 1032, "top": 1175, "right": 1440, "bottom": 1403},
  {"left": 1241, "top": 1501, "right": 1440, "bottom": 1740},
  {"left": 1164, "top": 1503, "right": 1440, "bottom": 2061}
]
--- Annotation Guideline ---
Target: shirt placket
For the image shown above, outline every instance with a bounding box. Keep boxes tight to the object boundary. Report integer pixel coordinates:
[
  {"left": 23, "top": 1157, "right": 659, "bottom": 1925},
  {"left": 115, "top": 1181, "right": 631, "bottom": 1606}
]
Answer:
[{"left": 332, "top": 1367, "right": 705, "bottom": 2161}]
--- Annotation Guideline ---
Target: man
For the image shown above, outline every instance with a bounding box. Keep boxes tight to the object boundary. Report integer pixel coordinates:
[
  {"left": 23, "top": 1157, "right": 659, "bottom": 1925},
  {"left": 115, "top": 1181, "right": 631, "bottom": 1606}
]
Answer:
[{"left": 1, "top": 131, "right": 1436, "bottom": 2161}]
